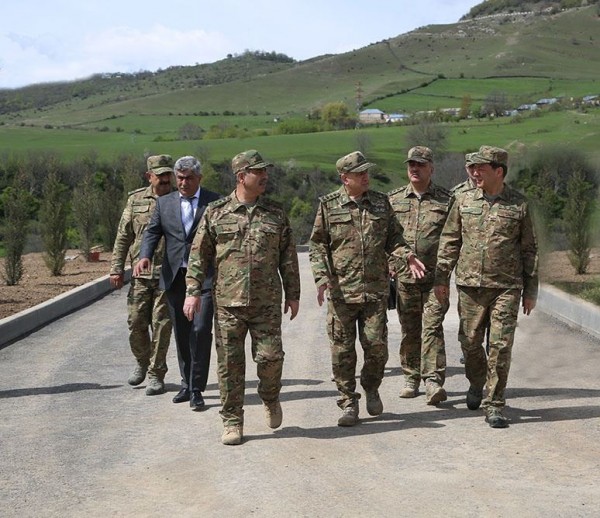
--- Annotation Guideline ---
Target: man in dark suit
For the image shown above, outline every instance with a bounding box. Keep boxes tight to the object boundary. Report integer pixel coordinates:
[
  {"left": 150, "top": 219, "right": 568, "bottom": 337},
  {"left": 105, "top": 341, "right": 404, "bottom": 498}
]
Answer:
[{"left": 135, "top": 155, "right": 220, "bottom": 411}]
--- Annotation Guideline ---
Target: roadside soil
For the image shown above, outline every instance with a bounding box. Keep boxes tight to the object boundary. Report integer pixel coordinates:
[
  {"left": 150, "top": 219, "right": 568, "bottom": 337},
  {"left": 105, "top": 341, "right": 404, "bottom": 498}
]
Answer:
[
  {"left": 0, "top": 249, "right": 112, "bottom": 320},
  {"left": 0, "top": 247, "right": 599, "bottom": 321}
]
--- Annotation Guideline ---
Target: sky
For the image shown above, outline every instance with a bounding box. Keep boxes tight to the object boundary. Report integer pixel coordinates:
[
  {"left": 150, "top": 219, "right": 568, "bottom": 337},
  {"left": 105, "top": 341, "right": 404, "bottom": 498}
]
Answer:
[{"left": 0, "top": 0, "right": 481, "bottom": 90}]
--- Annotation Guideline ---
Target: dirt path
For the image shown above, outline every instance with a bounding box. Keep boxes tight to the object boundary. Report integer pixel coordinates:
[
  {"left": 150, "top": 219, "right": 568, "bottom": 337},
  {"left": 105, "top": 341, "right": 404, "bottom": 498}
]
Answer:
[{"left": 1, "top": 253, "right": 599, "bottom": 517}]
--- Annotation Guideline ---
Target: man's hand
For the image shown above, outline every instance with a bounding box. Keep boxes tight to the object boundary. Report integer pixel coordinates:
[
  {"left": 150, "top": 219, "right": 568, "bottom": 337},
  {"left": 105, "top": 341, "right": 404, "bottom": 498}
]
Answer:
[
  {"left": 522, "top": 297, "right": 536, "bottom": 316},
  {"left": 434, "top": 284, "right": 450, "bottom": 304},
  {"left": 133, "top": 258, "right": 151, "bottom": 277},
  {"left": 109, "top": 273, "right": 124, "bottom": 289},
  {"left": 183, "top": 295, "right": 201, "bottom": 321},
  {"left": 317, "top": 283, "right": 329, "bottom": 307},
  {"left": 408, "top": 254, "right": 426, "bottom": 279},
  {"left": 284, "top": 300, "right": 299, "bottom": 320}
]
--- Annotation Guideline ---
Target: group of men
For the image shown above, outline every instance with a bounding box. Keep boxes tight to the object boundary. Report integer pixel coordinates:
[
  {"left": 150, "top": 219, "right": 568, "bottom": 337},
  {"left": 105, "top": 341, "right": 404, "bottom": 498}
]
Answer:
[{"left": 110, "top": 142, "right": 539, "bottom": 445}]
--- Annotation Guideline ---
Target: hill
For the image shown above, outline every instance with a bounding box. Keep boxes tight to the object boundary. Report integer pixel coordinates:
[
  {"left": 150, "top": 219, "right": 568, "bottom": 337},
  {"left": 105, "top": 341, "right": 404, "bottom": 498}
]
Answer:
[{"left": 1, "top": 4, "right": 598, "bottom": 125}]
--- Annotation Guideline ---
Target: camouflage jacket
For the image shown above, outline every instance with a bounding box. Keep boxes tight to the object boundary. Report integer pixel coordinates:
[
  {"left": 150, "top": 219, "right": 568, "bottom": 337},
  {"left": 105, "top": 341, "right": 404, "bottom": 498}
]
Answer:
[
  {"left": 185, "top": 191, "right": 301, "bottom": 307},
  {"left": 435, "top": 184, "right": 539, "bottom": 300},
  {"left": 110, "top": 186, "right": 167, "bottom": 280},
  {"left": 388, "top": 181, "right": 451, "bottom": 284},
  {"left": 309, "top": 186, "right": 412, "bottom": 304}
]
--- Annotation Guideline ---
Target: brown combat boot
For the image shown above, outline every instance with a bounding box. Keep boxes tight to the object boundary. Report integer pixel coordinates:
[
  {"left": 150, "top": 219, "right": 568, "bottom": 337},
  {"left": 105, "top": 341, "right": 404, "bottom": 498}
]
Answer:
[
  {"left": 366, "top": 390, "right": 383, "bottom": 416},
  {"left": 127, "top": 363, "right": 147, "bottom": 386}
]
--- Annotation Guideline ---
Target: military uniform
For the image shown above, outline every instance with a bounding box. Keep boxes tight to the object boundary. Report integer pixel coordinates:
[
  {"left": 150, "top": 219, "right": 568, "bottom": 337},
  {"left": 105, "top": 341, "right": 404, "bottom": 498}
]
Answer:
[
  {"left": 110, "top": 185, "right": 172, "bottom": 382},
  {"left": 388, "top": 181, "right": 451, "bottom": 389},
  {"left": 451, "top": 177, "right": 476, "bottom": 196},
  {"left": 436, "top": 174, "right": 539, "bottom": 412},
  {"left": 309, "top": 185, "right": 411, "bottom": 411},
  {"left": 186, "top": 192, "right": 300, "bottom": 427}
]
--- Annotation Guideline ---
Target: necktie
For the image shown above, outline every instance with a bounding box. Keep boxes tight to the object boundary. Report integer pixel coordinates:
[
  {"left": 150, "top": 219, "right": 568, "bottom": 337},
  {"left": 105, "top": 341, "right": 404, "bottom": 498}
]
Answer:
[{"left": 182, "top": 197, "right": 195, "bottom": 236}]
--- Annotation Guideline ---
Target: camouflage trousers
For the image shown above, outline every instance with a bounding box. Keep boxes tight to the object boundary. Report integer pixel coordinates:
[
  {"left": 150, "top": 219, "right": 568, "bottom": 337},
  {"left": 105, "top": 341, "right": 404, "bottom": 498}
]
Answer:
[
  {"left": 127, "top": 277, "right": 172, "bottom": 380},
  {"left": 214, "top": 304, "right": 284, "bottom": 426},
  {"left": 396, "top": 281, "right": 449, "bottom": 385},
  {"left": 327, "top": 298, "right": 389, "bottom": 409},
  {"left": 457, "top": 286, "right": 520, "bottom": 409}
]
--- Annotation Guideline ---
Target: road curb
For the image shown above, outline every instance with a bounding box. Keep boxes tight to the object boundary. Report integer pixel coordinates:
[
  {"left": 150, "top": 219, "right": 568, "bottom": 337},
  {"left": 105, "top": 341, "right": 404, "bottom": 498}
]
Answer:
[
  {"left": 537, "top": 282, "right": 600, "bottom": 341},
  {"left": 0, "top": 270, "right": 131, "bottom": 349}
]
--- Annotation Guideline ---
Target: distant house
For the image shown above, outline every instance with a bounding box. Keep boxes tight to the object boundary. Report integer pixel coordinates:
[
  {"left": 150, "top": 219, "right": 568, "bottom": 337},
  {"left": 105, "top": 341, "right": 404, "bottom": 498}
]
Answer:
[
  {"left": 385, "top": 113, "right": 408, "bottom": 123},
  {"left": 536, "top": 98, "right": 558, "bottom": 106},
  {"left": 359, "top": 109, "right": 385, "bottom": 124},
  {"left": 517, "top": 103, "right": 538, "bottom": 112}
]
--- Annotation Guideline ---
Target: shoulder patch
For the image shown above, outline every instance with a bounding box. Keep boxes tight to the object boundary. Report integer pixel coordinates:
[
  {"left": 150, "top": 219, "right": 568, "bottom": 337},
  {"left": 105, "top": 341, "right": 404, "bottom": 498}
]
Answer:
[
  {"left": 387, "top": 186, "right": 405, "bottom": 196},
  {"left": 319, "top": 191, "right": 341, "bottom": 203},
  {"left": 209, "top": 197, "right": 230, "bottom": 209},
  {"left": 127, "top": 187, "right": 146, "bottom": 197}
]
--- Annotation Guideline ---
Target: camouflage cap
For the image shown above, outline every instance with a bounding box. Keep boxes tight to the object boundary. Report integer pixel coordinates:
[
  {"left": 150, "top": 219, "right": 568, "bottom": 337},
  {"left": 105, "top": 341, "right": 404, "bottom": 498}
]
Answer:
[
  {"left": 147, "top": 154, "right": 174, "bottom": 175},
  {"left": 404, "top": 146, "right": 433, "bottom": 163},
  {"left": 471, "top": 145, "right": 508, "bottom": 167},
  {"left": 336, "top": 151, "right": 374, "bottom": 174},
  {"left": 232, "top": 149, "right": 273, "bottom": 173},
  {"left": 465, "top": 152, "right": 477, "bottom": 166}
]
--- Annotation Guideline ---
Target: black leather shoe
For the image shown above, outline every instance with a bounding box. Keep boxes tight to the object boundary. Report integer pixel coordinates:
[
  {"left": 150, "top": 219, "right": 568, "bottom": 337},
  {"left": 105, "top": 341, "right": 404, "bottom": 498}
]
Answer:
[
  {"left": 190, "top": 391, "right": 205, "bottom": 411},
  {"left": 172, "top": 388, "right": 190, "bottom": 403}
]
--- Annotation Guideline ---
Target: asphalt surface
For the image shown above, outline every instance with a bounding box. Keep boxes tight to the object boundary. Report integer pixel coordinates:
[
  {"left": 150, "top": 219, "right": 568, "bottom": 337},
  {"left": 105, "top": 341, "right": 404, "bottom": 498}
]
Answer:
[{"left": 1, "top": 252, "right": 600, "bottom": 517}]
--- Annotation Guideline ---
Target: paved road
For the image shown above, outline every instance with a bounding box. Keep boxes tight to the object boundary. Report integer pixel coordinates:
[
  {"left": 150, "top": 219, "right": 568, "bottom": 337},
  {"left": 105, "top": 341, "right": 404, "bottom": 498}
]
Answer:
[{"left": 1, "top": 253, "right": 600, "bottom": 517}]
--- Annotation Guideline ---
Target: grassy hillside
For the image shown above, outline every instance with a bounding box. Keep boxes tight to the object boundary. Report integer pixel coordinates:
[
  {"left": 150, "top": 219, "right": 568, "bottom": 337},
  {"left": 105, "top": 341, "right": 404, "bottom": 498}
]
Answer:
[{"left": 0, "top": 5, "right": 597, "bottom": 168}]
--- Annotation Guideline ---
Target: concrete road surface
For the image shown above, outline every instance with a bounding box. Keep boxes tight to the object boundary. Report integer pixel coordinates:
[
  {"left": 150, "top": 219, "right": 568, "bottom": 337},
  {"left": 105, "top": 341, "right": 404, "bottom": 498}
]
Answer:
[{"left": 1, "top": 253, "right": 600, "bottom": 517}]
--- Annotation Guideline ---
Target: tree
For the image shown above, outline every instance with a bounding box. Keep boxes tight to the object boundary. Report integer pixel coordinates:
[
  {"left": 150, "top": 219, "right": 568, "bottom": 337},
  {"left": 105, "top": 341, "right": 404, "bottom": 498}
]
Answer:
[
  {"left": 1, "top": 177, "right": 34, "bottom": 285},
  {"left": 40, "top": 172, "right": 69, "bottom": 275},
  {"left": 459, "top": 94, "right": 472, "bottom": 119},
  {"left": 72, "top": 174, "right": 98, "bottom": 259},
  {"left": 512, "top": 145, "right": 599, "bottom": 254},
  {"left": 405, "top": 120, "right": 448, "bottom": 157},
  {"left": 564, "top": 169, "right": 595, "bottom": 274},
  {"left": 321, "top": 102, "right": 355, "bottom": 130},
  {"left": 178, "top": 122, "right": 204, "bottom": 141},
  {"left": 481, "top": 91, "right": 510, "bottom": 117}
]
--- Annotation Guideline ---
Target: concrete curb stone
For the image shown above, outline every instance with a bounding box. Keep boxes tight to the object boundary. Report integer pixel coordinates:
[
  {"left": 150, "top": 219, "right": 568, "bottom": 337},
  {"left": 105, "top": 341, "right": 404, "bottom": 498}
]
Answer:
[{"left": 0, "top": 270, "right": 131, "bottom": 349}]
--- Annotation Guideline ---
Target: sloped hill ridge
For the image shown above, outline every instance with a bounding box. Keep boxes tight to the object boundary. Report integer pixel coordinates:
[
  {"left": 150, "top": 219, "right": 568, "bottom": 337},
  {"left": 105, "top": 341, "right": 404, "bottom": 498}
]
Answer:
[{"left": 0, "top": 2, "right": 598, "bottom": 121}]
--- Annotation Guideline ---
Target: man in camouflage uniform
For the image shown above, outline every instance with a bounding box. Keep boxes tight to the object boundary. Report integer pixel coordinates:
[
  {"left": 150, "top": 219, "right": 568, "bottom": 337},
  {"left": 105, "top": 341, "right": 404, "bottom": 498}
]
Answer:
[
  {"left": 434, "top": 145, "right": 539, "bottom": 428},
  {"left": 451, "top": 152, "right": 477, "bottom": 196},
  {"left": 110, "top": 155, "right": 174, "bottom": 396},
  {"left": 183, "top": 150, "right": 300, "bottom": 446},
  {"left": 309, "top": 151, "right": 425, "bottom": 427},
  {"left": 451, "top": 152, "right": 487, "bottom": 364},
  {"left": 388, "top": 146, "right": 452, "bottom": 405}
]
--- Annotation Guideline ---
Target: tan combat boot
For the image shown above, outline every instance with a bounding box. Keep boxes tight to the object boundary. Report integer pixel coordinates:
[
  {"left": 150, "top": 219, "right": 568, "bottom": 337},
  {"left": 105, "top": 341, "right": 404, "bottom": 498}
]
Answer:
[
  {"left": 399, "top": 378, "right": 419, "bottom": 398},
  {"left": 264, "top": 400, "right": 283, "bottom": 429},
  {"left": 337, "top": 405, "right": 359, "bottom": 427},
  {"left": 221, "top": 425, "right": 243, "bottom": 445},
  {"left": 425, "top": 380, "right": 447, "bottom": 405}
]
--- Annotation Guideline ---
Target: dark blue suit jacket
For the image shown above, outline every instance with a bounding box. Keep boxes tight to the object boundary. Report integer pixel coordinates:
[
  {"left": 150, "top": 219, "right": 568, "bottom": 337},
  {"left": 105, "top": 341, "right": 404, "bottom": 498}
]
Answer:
[{"left": 140, "top": 188, "right": 220, "bottom": 291}]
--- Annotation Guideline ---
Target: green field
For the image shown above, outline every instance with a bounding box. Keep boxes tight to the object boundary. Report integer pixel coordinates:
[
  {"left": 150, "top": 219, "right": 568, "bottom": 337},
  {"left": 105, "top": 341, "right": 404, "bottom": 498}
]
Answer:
[{"left": 2, "top": 108, "right": 598, "bottom": 184}]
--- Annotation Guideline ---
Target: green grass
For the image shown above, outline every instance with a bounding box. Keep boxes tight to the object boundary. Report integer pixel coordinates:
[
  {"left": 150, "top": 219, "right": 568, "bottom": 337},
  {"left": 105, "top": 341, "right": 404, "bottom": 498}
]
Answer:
[
  {"left": 1, "top": 108, "right": 598, "bottom": 177},
  {"left": 372, "top": 78, "right": 599, "bottom": 113}
]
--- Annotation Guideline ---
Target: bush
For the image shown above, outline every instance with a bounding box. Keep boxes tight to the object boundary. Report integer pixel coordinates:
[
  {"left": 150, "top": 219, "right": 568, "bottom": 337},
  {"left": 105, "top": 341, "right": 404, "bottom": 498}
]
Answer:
[
  {"left": 1, "top": 180, "right": 34, "bottom": 285},
  {"left": 40, "top": 172, "right": 69, "bottom": 275}
]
